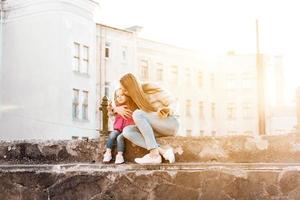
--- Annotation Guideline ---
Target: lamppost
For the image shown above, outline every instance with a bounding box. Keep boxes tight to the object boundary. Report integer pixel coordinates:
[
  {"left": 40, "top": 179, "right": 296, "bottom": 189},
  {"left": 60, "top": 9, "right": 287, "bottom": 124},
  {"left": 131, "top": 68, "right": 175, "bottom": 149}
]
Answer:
[
  {"left": 296, "top": 87, "right": 300, "bottom": 135},
  {"left": 256, "top": 19, "right": 266, "bottom": 135}
]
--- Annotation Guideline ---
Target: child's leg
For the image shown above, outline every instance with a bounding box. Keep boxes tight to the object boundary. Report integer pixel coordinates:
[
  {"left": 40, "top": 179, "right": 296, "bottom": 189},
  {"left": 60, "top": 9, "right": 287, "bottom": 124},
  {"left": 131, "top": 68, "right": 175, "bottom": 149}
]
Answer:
[
  {"left": 106, "top": 131, "right": 120, "bottom": 150},
  {"left": 115, "top": 134, "right": 125, "bottom": 164},
  {"left": 103, "top": 131, "right": 119, "bottom": 162},
  {"left": 116, "top": 134, "right": 125, "bottom": 153}
]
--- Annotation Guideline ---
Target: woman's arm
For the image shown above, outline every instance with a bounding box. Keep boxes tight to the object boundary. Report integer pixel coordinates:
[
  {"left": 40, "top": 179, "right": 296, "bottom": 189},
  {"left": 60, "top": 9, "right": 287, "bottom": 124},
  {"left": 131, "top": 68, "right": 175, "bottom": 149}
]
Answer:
[{"left": 112, "top": 105, "right": 132, "bottom": 119}]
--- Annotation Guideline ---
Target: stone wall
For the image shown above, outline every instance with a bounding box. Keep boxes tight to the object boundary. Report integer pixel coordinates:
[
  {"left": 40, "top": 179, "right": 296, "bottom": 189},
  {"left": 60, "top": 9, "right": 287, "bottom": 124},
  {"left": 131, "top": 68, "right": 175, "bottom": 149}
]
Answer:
[
  {"left": 1, "top": 134, "right": 300, "bottom": 164},
  {"left": 1, "top": 163, "right": 300, "bottom": 200}
]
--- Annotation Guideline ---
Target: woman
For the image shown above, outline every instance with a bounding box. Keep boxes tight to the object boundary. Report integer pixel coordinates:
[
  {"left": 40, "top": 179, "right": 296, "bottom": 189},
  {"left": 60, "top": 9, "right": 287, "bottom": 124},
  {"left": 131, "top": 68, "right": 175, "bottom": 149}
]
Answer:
[{"left": 112, "top": 73, "right": 180, "bottom": 164}]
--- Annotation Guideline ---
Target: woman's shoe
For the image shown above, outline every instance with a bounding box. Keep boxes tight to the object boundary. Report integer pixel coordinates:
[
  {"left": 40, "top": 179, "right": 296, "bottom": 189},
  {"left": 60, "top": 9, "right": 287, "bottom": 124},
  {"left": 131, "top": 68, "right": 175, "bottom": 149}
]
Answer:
[
  {"left": 162, "top": 148, "right": 175, "bottom": 163},
  {"left": 134, "top": 153, "right": 162, "bottom": 164},
  {"left": 115, "top": 154, "right": 125, "bottom": 164},
  {"left": 103, "top": 152, "right": 112, "bottom": 163}
]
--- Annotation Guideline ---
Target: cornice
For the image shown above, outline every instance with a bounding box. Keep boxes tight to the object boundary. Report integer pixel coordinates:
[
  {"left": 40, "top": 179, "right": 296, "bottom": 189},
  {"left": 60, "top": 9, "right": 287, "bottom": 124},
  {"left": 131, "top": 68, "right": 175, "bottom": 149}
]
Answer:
[{"left": 3, "top": 0, "right": 99, "bottom": 21}]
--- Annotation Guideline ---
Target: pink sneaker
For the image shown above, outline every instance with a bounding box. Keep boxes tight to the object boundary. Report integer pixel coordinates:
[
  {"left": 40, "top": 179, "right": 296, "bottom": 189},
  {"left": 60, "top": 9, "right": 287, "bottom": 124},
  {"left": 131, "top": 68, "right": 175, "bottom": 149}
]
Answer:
[{"left": 134, "top": 153, "right": 162, "bottom": 164}]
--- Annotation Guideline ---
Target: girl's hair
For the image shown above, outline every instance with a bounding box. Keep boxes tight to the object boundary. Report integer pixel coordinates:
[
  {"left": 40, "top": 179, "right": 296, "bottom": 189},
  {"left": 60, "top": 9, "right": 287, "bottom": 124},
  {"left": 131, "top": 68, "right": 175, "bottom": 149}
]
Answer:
[
  {"left": 120, "top": 73, "right": 157, "bottom": 112},
  {"left": 114, "top": 88, "right": 138, "bottom": 111}
]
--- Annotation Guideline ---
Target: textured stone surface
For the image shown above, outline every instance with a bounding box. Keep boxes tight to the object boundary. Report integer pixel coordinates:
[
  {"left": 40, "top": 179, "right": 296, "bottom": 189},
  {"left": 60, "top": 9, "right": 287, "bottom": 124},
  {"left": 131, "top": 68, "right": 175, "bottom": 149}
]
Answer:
[
  {"left": 0, "top": 140, "right": 100, "bottom": 164},
  {"left": 1, "top": 134, "right": 300, "bottom": 163},
  {"left": 1, "top": 163, "right": 300, "bottom": 200},
  {"left": 122, "top": 134, "right": 300, "bottom": 163}
]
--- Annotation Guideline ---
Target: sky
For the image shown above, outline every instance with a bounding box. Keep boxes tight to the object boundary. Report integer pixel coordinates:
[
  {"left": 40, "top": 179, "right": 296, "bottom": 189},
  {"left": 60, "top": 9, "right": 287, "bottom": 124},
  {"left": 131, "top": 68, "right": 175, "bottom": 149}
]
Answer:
[{"left": 96, "top": 0, "right": 300, "bottom": 105}]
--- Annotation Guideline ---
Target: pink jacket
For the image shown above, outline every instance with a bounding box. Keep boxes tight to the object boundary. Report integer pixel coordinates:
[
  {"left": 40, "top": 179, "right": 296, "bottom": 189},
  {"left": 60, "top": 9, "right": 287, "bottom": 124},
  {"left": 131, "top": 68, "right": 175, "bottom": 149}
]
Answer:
[{"left": 113, "top": 114, "right": 135, "bottom": 132}]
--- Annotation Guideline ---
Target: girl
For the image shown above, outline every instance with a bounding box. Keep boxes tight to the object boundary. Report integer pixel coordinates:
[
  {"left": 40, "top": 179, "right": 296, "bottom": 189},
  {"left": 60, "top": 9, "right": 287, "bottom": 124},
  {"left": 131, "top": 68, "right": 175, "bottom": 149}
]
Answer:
[
  {"left": 103, "top": 88, "right": 137, "bottom": 164},
  {"left": 113, "top": 73, "right": 180, "bottom": 164}
]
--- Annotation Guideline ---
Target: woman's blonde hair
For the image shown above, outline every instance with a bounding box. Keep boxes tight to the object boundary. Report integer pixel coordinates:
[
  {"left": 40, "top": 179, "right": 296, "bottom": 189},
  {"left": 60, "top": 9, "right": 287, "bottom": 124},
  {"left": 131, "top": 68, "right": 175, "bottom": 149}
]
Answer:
[
  {"left": 114, "top": 88, "right": 138, "bottom": 112},
  {"left": 120, "top": 73, "right": 157, "bottom": 112}
]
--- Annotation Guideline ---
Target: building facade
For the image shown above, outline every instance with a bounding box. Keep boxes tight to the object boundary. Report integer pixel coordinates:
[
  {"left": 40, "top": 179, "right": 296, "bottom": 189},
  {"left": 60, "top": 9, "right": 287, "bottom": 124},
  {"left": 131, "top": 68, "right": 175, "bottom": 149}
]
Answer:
[
  {"left": 0, "top": 1, "right": 296, "bottom": 139},
  {"left": 0, "top": 0, "right": 100, "bottom": 140}
]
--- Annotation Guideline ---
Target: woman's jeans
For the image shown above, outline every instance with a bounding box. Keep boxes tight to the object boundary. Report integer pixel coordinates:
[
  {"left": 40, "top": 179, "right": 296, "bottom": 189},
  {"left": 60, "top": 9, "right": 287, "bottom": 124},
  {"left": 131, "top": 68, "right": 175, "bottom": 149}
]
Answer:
[
  {"left": 106, "top": 131, "right": 125, "bottom": 152},
  {"left": 122, "top": 110, "right": 180, "bottom": 150}
]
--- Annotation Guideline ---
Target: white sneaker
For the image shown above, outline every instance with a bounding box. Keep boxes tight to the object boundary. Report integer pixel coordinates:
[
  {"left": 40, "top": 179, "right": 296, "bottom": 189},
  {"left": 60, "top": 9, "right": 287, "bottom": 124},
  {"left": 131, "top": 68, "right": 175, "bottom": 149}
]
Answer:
[
  {"left": 134, "top": 153, "right": 162, "bottom": 164},
  {"left": 103, "top": 152, "right": 112, "bottom": 163},
  {"left": 162, "top": 148, "right": 175, "bottom": 163},
  {"left": 115, "top": 154, "right": 125, "bottom": 164}
]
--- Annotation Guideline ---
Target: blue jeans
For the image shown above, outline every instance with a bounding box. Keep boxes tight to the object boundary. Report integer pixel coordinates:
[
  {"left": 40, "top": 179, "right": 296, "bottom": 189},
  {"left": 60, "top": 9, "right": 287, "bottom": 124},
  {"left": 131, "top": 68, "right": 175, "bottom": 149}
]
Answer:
[
  {"left": 106, "top": 130, "right": 125, "bottom": 152},
  {"left": 122, "top": 110, "right": 180, "bottom": 150}
]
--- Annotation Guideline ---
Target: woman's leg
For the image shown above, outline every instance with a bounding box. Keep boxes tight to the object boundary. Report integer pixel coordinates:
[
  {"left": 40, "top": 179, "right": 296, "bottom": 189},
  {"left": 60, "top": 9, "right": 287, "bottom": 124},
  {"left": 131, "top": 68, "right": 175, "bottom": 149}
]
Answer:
[
  {"left": 122, "top": 125, "right": 148, "bottom": 149},
  {"left": 139, "top": 111, "right": 180, "bottom": 136},
  {"left": 132, "top": 110, "right": 179, "bottom": 163},
  {"left": 130, "top": 110, "right": 161, "bottom": 150},
  {"left": 123, "top": 110, "right": 179, "bottom": 150}
]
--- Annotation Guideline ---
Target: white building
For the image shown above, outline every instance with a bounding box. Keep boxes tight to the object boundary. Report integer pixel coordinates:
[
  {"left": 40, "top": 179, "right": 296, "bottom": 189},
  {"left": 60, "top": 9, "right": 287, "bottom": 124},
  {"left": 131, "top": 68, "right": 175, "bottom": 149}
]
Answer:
[
  {"left": 0, "top": 1, "right": 296, "bottom": 139},
  {"left": 0, "top": 0, "right": 100, "bottom": 140},
  {"left": 96, "top": 24, "right": 139, "bottom": 101},
  {"left": 136, "top": 38, "right": 216, "bottom": 136}
]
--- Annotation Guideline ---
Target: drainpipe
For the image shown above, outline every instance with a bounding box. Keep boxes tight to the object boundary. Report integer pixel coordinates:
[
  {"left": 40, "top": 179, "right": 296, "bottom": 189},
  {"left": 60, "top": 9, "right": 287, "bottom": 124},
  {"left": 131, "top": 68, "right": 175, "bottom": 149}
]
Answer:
[
  {"left": 0, "top": 0, "right": 4, "bottom": 114},
  {"left": 256, "top": 19, "right": 266, "bottom": 135},
  {"left": 296, "top": 87, "right": 300, "bottom": 136},
  {"left": 0, "top": 0, "right": 3, "bottom": 68}
]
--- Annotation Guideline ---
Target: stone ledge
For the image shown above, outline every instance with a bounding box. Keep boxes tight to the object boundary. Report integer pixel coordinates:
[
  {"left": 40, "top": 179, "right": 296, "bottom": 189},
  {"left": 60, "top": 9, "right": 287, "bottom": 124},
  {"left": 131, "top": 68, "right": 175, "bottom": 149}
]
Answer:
[
  {"left": 1, "top": 134, "right": 300, "bottom": 164},
  {"left": 1, "top": 163, "right": 300, "bottom": 200},
  {"left": 1, "top": 163, "right": 300, "bottom": 173}
]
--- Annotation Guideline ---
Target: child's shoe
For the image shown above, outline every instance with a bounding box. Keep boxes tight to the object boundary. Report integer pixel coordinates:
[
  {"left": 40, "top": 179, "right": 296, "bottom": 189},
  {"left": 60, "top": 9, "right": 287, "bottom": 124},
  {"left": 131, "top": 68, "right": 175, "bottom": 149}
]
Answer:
[
  {"left": 115, "top": 154, "right": 125, "bottom": 164},
  {"left": 103, "top": 151, "right": 112, "bottom": 163}
]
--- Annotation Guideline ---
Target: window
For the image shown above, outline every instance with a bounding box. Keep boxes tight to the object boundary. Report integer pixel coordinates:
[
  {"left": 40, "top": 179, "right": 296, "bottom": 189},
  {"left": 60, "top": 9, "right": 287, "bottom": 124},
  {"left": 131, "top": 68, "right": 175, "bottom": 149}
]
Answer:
[
  {"left": 227, "top": 103, "right": 236, "bottom": 120},
  {"left": 210, "top": 73, "right": 215, "bottom": 89},
  {"left": 228, "top": 131, "right": 237, "bottom": 135},
  {"left": 211, "top": 131, "right": 216, "bottom": 136},
  {"left": 211, "top": 102, "right": 216, "bottom": 119},
  {"left": 82, "top": 45, "right": 89, "bottom": 74},
  {"left": 122, "top": 46, "right": 127, "bottom": 61},
  {"left": 244, "top": 131, "right": 253, "bottom": 135},
  {"left": 72, "top": 89, "right": 79, "bottom": 119},
  {"left": 243, "top": 103, "right": 252, "bottom": 119},
  {"left": 73, "top": 42, "right": 80, "bottom": 72},
  {"left": 227, "top": 73, "right": 237, "bottom": 90},
  {"left": 198, "top": 101, "right": 204, "bottom": 119},
  {"left": 82, "top": 91, "right": 88, "bottom": 120},
  {"left": 186, "top": 130, "right": 192, "bottom": 136},
  {"left": 200, "top": 130, "right": 204, "bottom": 136},
  {"left": 242, "top": 73, "right": 254, "bottom": 89},
  {"left": 171, "top": 65, "right": 178, "bottom": 83},
  {"left": 198, "top": 72, "right": 203, "bottom": 88},
  {"left": 186, "top": 100, "right": 192, "bottom": 117},
  {"left": 140, "top": 60, "right": 149, "bottom": 81},
  {"left": 156, "top": 63, "right": 163, "bottom": 81},
  {"left": 185, "top": 68, "right": 191, "bottom": 83},
  {"left": 105, "top": 42, "right": 110, "bottom": 58}
]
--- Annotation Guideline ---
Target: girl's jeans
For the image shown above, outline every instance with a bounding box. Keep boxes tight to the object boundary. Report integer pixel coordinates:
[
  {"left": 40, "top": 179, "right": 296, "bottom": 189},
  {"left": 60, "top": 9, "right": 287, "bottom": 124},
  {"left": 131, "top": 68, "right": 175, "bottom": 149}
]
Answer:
[
  {"left": 122, "top": 110, "right": 180, "bottom": 150},
  {"left": 106, "top": 131, "right": 124, "bottom": 152}
]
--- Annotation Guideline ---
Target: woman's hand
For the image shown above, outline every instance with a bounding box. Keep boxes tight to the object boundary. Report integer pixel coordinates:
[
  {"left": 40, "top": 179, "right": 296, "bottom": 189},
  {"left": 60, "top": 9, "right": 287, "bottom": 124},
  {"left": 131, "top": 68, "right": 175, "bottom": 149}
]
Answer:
[
  {"left": 157, "top": 107, "right": 173, "bottom": 118},
  {"left": 113, "top": 105, "right": 132, "bottom": 119}
]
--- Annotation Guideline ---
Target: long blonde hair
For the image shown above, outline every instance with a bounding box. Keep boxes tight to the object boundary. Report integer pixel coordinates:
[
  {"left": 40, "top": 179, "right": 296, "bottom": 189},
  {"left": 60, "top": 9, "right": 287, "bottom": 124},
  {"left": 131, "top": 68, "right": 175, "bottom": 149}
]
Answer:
[{"left": 120, "top": 73, "right": 157, "bottom": 112}]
